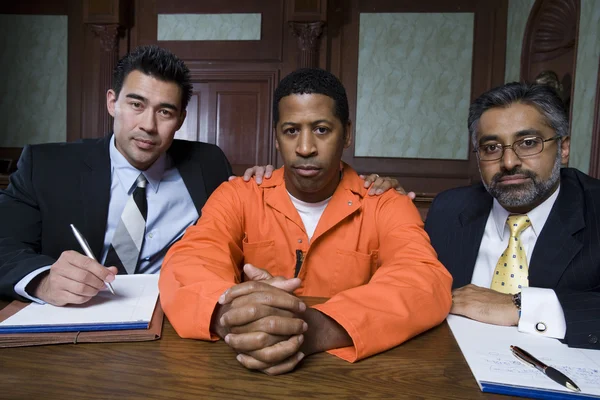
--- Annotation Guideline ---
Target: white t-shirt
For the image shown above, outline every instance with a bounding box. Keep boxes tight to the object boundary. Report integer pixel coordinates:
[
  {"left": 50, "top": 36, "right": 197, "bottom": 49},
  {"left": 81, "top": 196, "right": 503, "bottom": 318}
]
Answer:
[{"left": 287, "top": 192, "right": 331, "bottom": 241}]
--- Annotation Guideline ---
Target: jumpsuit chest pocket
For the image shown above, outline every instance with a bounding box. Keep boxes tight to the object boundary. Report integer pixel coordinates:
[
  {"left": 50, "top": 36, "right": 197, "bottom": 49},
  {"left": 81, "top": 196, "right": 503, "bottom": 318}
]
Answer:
[
  {"left": 242, "top": 236, "right": 277, "bottom": 275},
  {"left": 330, "top": 249, "right": 379, "bottom": 295}
]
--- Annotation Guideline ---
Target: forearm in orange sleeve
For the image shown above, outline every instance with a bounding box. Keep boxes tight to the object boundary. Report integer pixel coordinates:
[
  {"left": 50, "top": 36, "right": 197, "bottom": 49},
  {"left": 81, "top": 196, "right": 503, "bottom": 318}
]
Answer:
[
  {"left": 313, "top": 195, "right": 452, "bottom": 362},
  {"left": 159, "top": 182, "right": 246, "bottom": 340}
]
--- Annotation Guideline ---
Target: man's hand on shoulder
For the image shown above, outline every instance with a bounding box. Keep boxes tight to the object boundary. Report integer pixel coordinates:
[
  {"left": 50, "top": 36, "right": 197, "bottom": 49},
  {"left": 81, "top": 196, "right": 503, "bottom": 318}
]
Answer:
[
  {"left": 359, "top": 173, "right": 416, "bottom": 199},
  {"left": 228, "top": 165, "right": 275, "bottom": 185},
  {"left": 450, "top": 284, "right": 519, "bottom": 326},
  {"left": 30, "top": 250, "right": 117, "bottom": 306}
]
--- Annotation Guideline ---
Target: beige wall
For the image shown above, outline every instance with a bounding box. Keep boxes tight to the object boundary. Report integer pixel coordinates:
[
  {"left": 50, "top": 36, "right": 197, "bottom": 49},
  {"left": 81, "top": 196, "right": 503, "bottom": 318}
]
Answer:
[
  {"left": 0, "top": 15, "right": 68, "bottom": 147},
  {"left": 504, "top": 0, "right": 536, "bottom": 83},
  {"left": 157, "top": 13, "right": 261, "bottom": 41},
  {"left": 354, "top": 13, "right": 474, "bottom": 160},
  {"left": 570, "top": 0, "right": 600, "bottom": 173}
]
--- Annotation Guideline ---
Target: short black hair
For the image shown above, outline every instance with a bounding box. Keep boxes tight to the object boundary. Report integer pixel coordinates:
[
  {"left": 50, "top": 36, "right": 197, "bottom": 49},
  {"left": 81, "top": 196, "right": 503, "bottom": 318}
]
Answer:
[
  {"left": 273, "top": 68, "right": 349, "bottom": 126},
  {"left": 468, "top": 82, "right": 568, "bottom": 146},
  {"left": 112, "top": 45, "right": 193, "bottom": 111}
]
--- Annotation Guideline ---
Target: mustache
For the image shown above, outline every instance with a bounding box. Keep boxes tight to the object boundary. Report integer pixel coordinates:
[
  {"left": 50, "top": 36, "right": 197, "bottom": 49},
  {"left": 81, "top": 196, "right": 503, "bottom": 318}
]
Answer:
[{"left": 490, "top": 168, "right": 537, "bottom": 185}]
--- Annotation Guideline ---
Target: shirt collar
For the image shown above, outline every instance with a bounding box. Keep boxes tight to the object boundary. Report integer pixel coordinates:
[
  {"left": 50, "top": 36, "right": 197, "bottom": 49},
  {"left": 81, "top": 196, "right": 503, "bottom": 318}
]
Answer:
[
  {"left": 109, "top": 134, "right": 168, "bottom": 194},
  {"left": 261, "top": 162, "right": 364, "bottom": 195},
  {"left": 491, "top": 184, "right": 561, "bottom": 240},
  {"left": 287, "top": 191, "right": 332, "bottom": 208}
]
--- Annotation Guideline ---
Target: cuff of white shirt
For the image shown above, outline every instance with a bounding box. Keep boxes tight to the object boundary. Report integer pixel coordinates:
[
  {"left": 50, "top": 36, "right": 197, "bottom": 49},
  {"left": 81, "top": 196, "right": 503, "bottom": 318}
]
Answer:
[
  {"left": 517, "top": 287, "right": 566, "bottom": 339},
  {"left": 14, "top": 266, "right": 52, "bottom": 304}
]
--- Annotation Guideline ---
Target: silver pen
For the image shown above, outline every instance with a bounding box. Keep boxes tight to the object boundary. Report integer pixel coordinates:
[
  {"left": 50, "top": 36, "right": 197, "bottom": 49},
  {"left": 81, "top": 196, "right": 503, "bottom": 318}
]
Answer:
[{"left": 70, "top": 224, "right": 116, "bottom": 295}]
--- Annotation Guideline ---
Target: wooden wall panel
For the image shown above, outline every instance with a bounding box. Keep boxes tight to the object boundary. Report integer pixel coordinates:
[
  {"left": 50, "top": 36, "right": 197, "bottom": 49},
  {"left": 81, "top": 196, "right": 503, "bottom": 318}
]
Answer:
[
  {"left": 0, "top": 0, "right": 84, "bottom": 154},
  {"left": 1, "top": 0, "right": 511, "bottom": 213},
  {"left": 333, "top": 0, "right": 508, "bottom": 198},
  {"left": 136, "top": 0, "right": 285, "bottom": 62},
  {"left": 215, "top": 84, "right": 269, "bottom": 168},
  {"left": 0, "top": 0, "right": 68, "bottom": 15},
  {"left": 175, "top": 70, "right": 277, "bottom": 175}
]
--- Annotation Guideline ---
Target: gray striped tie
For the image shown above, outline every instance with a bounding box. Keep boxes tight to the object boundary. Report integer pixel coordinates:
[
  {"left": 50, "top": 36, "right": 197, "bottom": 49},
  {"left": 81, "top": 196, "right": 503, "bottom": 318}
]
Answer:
[{"left": 104, "top": 173, "right": 148, "bottom": 274}]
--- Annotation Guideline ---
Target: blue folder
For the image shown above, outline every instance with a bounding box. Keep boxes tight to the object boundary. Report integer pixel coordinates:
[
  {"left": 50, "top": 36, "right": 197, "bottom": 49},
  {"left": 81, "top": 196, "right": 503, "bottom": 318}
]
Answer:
[
  {"left": 482, "top": 381, "right": 600, "bottom": 399},
  {"left": 0, "top": 321, "right": 149, "bottom": 334}
]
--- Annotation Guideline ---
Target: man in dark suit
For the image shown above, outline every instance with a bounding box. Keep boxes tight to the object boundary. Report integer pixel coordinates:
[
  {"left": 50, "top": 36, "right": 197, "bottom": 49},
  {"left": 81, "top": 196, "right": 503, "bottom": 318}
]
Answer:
[
  {"left": 425, "top": 82, "right": 600, "bottom": 349},
  {"left": 0, "top": 46, "right": 232, "bottom": 306}
]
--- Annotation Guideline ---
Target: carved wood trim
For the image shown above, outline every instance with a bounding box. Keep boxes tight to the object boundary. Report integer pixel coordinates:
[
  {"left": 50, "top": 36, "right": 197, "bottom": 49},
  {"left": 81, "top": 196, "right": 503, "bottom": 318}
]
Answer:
[
  {"left": 520, "top": 0, "right": 580, "bottom": 136},
  {"left": 89, "top": 24, "right": 123, "bottom": 137},
  {"left": 521, "top": 0, "right": 580, "bottom": 76},
  {"left": 589, "top": 55, "right": 600, "bottom": 179},
  {"left": 289, "top": 21, "right": 326, "bottom": 68},
  {"left": 91, "top": 24, "right": 122, "bottom": 52}
]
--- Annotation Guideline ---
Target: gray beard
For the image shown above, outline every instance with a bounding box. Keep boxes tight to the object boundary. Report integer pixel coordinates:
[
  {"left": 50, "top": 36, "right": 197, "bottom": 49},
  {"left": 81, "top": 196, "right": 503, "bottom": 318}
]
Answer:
[{"left": 481, "top": 153, "right": 561, "bottom": 209}]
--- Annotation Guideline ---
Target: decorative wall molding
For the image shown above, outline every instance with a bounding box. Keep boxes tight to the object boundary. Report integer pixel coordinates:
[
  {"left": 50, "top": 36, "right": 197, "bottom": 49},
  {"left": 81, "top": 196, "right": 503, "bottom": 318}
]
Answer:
[
  {"left": 289, "top": 21, "right": 325, "bottom": 68},
  {"left": 89, "top": 23, "right": 123, "bottom": 137},
  {"left": 524, "top": 0, "right": 578, "bottom": 64},
  {"left": 521, "top": 0, "right": 580, "bottom": 77},
  {"left": 520, "top": 0, "right": 580, "bottom": 136},
  {"left": 91, "top": 23, "right": 122, "bottom": 52}
]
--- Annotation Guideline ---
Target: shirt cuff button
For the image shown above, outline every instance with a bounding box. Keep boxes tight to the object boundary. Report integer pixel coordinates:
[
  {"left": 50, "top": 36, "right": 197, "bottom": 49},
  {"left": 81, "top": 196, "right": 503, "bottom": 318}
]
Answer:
[{"left": 535, "top": 322, "right": 547, "bottom": 332}]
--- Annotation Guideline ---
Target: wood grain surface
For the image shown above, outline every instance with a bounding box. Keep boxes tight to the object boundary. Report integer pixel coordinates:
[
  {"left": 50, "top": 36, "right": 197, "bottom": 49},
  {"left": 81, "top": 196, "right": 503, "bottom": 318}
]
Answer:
[{"left": 0, "top": 300, "right": 516, "bottom": 400}]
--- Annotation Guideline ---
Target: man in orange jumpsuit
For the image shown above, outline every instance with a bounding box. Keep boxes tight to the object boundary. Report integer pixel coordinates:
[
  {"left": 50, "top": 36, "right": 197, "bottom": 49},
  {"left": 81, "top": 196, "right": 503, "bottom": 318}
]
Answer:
[{"left": 159, "top": 68, "right": 452, "bottom": 375}]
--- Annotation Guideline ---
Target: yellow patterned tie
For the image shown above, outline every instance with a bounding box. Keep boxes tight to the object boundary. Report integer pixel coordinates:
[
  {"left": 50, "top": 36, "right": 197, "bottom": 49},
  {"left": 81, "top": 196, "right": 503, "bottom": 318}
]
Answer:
[{"left": 490, "top": 215, "right": 531, "bottom": 294}]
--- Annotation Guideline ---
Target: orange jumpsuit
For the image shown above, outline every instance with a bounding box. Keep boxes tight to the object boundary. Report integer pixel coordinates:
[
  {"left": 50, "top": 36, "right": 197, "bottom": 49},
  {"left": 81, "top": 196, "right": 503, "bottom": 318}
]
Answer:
[{"left": 160, "top": 163, "right": 452, "bottom": 362}]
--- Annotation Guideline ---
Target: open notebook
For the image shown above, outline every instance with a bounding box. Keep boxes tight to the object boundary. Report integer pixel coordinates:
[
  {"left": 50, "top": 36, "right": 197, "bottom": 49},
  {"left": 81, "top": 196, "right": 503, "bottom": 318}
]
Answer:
[
  {"left": 0, "top": 274, "right": 161, "bottom": 340},
  {"left": 448, "top": 315, "right": 600, "bottom": 399}
]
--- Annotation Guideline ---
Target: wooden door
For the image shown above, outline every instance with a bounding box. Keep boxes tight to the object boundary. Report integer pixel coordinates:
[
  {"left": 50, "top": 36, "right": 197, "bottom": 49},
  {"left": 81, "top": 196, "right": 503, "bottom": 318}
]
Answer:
[{"left": 176, "top": 78, "right": 274, "bottom": 175}]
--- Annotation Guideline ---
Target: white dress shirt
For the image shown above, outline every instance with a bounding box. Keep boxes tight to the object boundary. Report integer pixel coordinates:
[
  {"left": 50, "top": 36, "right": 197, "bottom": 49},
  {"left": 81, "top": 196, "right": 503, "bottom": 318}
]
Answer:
[
  {"left": 15, "top": 135, "right": 198, "bottom": 303},
  {"left": 471, "top": 186, "right": 566, "bottom": 339}
]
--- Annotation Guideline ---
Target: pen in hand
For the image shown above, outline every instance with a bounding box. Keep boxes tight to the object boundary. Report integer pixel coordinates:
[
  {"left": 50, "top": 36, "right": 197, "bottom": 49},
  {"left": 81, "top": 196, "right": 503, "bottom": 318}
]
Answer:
[
  {"left": 510, "top": 345, "right": 580, "bottom": 392},
  {"left": 70, "top": 224, "right": 116, "bottom": 295}
]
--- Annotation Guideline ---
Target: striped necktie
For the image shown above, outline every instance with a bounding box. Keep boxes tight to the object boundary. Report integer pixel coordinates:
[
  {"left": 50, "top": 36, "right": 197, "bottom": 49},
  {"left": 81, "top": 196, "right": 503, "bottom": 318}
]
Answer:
[
  {"left": 104, "top": 173, "right": 148, "bottom": 274},
  {"left": 490, "top": 214, "right": 531, "bottom": 294}
]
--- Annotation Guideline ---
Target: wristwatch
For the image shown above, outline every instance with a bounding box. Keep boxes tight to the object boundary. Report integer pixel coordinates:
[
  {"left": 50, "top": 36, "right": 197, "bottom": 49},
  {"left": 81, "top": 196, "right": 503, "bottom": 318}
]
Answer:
[{"left": 512, "top": 292, "right": 522, "bottom": 310}]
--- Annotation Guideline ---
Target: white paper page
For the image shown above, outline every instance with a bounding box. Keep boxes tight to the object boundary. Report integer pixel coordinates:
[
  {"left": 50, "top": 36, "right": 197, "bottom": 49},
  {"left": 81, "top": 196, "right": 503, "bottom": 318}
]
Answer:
[
  {"left": 582, "top": 349, "right": 600, "bottom": 366},
  {"left": 0, "top": 274, "right": 159, "bottom": 327},
  {"left": 447, "top": 314, "right": 600, "bottom": 396}
]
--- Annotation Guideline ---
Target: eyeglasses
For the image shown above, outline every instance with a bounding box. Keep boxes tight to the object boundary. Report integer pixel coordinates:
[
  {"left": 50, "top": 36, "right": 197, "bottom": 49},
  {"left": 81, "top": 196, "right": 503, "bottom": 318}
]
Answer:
[{"left": 474, "top": 135, "right": 561, "bottom": 161}]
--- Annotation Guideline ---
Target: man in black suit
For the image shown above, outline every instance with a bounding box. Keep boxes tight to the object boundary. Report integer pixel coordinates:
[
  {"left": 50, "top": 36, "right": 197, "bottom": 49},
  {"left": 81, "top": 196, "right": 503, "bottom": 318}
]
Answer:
[
  {"left": 425, "top": 82, "right": 600, "bottom": 349},
  {"left": 0, "top": 46, "right": 232, "bottom": 306}
]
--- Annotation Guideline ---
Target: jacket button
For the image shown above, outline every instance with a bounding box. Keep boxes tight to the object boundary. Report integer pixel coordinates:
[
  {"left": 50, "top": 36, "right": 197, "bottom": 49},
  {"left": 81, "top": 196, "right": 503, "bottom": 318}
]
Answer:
[{"left": 589, "top": 334, "right": 598, "bottom": 344}]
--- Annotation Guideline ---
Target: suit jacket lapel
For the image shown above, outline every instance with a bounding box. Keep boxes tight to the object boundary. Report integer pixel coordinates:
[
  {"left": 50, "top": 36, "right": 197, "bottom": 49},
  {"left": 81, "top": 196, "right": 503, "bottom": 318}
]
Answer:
[
  {"left": 454, "top": 186, "right": 493, "bottom": 288},
  {"left": 80, "top": 138, "right": 112, "bottom": 257},
  {"left": 169, "top": 141, "right": 208, "bottom": 215},
  {"left": 529, "top": 176, "right": 585, "bottom": 288}
]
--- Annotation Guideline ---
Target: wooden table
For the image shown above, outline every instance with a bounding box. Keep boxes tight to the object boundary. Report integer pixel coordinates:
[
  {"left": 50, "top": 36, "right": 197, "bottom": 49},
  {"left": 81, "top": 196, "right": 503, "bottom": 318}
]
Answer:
[{"left": 0, "top": 303, "right": 516, "bottom": 400}]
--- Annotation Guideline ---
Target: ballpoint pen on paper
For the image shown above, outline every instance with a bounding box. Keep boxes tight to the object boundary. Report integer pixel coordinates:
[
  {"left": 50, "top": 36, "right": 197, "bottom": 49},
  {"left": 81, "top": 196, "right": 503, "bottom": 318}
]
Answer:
[
  {"left": 510, "top": 345, "right": 580, "bottom": 392},
  {"left": 70, "top": 224, "right": 116, "bottom": 295}
]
